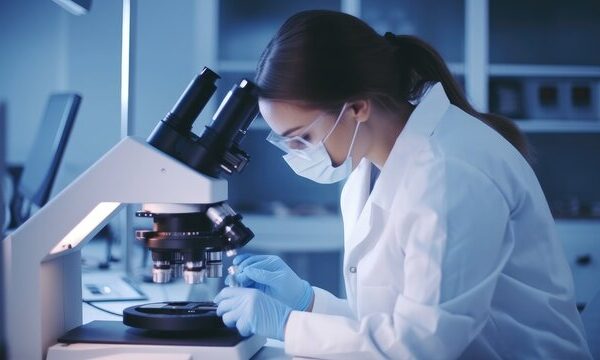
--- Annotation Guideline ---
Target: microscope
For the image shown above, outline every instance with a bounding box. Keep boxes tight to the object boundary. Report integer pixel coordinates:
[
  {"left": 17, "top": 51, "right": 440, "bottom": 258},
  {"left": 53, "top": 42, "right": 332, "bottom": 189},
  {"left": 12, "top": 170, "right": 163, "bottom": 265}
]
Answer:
[{"left": 2, "top": 67, "right": 265, "bottom": 359}]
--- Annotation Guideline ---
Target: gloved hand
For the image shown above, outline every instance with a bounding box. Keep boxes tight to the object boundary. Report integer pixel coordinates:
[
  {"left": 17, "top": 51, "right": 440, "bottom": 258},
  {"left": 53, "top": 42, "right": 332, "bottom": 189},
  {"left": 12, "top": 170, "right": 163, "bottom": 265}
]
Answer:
[
  {"left": 215, "top": 287, "right": 292, "bottom": 340},
  {"left": 226, "top": 254, "right": 313, "bottom": 311}
]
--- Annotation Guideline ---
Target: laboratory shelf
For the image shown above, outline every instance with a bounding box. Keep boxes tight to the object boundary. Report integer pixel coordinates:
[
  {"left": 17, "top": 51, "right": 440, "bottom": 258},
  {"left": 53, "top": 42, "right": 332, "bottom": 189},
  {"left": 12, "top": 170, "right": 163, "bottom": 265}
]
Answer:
[
  {"left": 489, "top": 64, "right": 600, "bottom": 78},
  {"left": 515, "top": 120, "right": 600, "bottom": 133},
  {"left": 555, "top": 218, "right": 600, "bottom": 226},
  {"left": 242, "top": 214, "right": 344, "bottom": 252}
]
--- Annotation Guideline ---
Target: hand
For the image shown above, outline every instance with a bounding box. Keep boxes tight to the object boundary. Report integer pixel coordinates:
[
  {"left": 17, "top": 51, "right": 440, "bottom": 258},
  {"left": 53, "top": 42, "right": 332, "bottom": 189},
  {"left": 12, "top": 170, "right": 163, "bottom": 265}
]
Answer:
[
  {"left": 226, "top": 254, "right": 313, "bottom": 311},
  {"left": 214, "top": 287, "right": 292, "bottom": 341}
]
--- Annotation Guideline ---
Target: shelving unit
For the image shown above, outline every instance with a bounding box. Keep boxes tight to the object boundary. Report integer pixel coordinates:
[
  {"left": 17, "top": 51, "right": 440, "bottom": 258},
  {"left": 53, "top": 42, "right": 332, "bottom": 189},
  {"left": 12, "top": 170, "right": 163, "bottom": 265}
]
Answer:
[
  {"left": 515, "top": 120, "right": 600, "bottom": 133},
  {"left": 489, "top": 64, "right": 600, "bottom": 78}
]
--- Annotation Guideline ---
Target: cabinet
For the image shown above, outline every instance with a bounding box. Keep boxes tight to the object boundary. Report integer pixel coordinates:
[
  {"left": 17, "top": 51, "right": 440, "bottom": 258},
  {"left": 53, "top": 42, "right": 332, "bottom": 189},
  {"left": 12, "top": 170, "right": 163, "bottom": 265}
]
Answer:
[
  {"left": 555, "top": 220, "right": 600, "bottom": 307},
  {"left": 488, "top": 0, "right": 600, "bottom": 132}
]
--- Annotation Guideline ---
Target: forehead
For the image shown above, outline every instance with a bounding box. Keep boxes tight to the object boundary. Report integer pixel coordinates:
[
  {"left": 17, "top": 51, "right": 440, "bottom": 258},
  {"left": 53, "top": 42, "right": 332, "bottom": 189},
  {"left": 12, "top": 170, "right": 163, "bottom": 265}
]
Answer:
[{"left": 258, "top": 99, "right": 321, "bottom": 135}]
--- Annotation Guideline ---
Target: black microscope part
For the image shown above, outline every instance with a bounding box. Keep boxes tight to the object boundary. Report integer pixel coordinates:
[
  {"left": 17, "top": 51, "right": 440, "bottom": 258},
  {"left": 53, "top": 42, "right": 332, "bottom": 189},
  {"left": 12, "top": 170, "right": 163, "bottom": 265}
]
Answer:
[
  {"left": 166, "top": 68, "right": 219, "bottom": 133},
  {"left": 123, "top": 302, "right": 224, "bottom": 332},
  {"left": 147, "top": 67, "right": 259, "bottom": 179},
  {"left": 135, "top": 209, "right": 254, "bottom": 253}
]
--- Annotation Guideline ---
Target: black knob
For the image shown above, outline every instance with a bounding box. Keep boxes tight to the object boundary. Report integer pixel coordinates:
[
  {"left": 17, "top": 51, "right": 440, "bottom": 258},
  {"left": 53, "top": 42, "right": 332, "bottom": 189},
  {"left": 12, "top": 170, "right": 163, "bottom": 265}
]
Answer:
[{"left": 575, "top": 254, "right": 592, "bottom": 266}]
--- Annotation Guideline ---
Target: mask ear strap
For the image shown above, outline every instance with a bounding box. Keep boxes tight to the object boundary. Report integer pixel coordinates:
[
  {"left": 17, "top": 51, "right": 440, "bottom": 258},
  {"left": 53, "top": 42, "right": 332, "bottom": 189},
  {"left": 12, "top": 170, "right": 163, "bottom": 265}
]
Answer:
[
  {"left": 323, "top": 103, "right": 349, "bottom": 143},
  {"left": 345, "top": 121, "right": 360, "bottom": 159}
]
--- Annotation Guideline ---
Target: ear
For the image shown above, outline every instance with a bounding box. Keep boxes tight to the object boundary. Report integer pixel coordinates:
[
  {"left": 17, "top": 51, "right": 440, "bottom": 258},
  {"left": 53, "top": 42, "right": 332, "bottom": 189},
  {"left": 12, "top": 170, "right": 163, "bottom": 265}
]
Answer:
[{"left": 348, "top": 99, "right": 370, "bottom": 124}]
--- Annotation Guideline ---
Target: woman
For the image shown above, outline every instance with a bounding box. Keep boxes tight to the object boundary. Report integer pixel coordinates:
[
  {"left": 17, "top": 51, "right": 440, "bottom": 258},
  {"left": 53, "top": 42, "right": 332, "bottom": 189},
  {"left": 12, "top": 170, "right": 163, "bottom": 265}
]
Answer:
[{"left": 214, "top": 10, "right": 591, "bottom": 359}]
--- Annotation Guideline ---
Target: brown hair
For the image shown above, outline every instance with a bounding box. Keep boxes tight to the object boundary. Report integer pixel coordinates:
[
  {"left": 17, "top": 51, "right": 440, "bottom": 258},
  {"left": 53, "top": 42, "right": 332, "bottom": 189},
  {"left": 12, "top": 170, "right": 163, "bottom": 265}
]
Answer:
[{"left": 255, "top": 10, "right": 529, "bottom": 159}]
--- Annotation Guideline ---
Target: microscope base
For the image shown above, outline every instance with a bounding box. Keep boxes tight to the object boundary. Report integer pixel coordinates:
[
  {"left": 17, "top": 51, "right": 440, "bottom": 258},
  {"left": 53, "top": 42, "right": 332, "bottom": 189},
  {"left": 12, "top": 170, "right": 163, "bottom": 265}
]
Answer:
[{"left": 47, "top": 320, "right": 265, "bottom": 360}]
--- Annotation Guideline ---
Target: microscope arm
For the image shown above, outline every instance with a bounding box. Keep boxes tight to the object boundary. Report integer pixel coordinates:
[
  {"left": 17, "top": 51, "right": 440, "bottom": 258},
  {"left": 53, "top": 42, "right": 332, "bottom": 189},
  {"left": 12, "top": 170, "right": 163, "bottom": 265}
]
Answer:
[{"left": 2, "top": 136, "right": 227, "bottom": 360}]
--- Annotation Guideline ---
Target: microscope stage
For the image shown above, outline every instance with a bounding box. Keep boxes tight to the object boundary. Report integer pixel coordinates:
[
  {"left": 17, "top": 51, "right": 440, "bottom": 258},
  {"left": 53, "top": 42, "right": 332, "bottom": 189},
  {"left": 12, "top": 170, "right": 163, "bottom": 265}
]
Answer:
[
  {"left": 47, "top": 320, "right": 266, "bottom": 360},
  {"left": 123, "top": 301, "right": 223, "bottom": 332}
]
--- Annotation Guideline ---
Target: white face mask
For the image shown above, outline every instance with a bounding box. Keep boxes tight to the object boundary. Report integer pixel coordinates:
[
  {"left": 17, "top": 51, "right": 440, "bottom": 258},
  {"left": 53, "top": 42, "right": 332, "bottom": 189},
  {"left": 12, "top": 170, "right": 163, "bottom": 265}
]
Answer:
[{"left": 282, "top": 103, "right": 360, "bottom": 184}]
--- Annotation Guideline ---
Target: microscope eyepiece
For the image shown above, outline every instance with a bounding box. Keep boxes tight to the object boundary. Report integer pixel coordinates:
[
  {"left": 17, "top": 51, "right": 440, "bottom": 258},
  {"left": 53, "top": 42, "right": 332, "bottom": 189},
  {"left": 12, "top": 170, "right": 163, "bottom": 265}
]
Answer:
[
  {"left": 194, "top": 79, "right": 259, "bottom": 176},
  {"left": 165, "top": 67, "right": 219, "bottom": 133}
]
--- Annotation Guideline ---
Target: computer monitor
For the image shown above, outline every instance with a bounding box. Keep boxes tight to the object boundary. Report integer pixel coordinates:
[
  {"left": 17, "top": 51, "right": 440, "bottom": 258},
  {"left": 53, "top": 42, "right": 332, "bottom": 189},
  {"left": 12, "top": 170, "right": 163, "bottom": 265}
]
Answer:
[
  {"left": 0, "top": 100, "right": 6, "bottom": 358},
  {"left": 14, "top": 93, "right": 81, "bottom": 225},
  {"left": 1, "top": 102, "right": 6, "bottom": 234}
]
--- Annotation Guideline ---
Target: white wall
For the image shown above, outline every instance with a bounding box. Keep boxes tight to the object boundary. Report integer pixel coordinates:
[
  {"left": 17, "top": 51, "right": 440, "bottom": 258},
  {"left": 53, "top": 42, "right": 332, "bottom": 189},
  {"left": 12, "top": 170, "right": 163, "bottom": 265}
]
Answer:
[
  {"left": 0, "top": 0, "right": 68, "bottom": 164},
  {"left": 57, "top": 0, "right": 122, "bottom": 192},
  {"left": 0, "top": 0, "right": 212, "bottom": 194},
  {"left": 133, "top": 0, "right": 212, "bottom": 138}
]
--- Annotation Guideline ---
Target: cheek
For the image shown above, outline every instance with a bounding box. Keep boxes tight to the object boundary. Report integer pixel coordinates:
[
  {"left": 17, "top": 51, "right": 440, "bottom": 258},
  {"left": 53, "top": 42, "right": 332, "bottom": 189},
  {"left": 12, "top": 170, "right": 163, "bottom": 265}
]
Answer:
[{"left": 324, "top": 120, "right": 356, "bottom": 166}]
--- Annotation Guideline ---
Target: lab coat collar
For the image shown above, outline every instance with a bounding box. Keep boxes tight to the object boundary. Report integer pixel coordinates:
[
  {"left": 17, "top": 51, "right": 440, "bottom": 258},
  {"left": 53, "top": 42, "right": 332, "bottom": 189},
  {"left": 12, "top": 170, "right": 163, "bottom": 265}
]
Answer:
[
  {"left": 370, "top": 82, "right": 450, "bottom": 210},
  {"left": 341, "top": 82, "right": 450, "bottom": 257}
]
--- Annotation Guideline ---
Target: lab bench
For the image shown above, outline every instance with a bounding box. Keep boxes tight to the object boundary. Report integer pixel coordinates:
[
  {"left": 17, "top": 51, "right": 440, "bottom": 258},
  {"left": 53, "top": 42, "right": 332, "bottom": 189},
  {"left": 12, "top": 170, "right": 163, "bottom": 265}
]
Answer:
[{"left": 80, "top": 270, "right": 289, "bottom": 360}]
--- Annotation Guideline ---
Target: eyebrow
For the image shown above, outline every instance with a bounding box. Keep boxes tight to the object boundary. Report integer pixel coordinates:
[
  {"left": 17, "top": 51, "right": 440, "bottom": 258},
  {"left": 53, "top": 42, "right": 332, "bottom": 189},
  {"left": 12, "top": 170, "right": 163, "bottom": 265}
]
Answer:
[{"left": 280, "top": 125, "right": 304, "bottom": 137}]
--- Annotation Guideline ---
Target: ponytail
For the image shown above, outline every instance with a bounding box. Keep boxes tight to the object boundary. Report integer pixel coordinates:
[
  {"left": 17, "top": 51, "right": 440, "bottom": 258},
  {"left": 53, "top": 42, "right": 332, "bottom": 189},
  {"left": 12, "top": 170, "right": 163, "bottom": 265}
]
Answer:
[{"left": 384, "top": 32, "right": 530, "bottom": 161}]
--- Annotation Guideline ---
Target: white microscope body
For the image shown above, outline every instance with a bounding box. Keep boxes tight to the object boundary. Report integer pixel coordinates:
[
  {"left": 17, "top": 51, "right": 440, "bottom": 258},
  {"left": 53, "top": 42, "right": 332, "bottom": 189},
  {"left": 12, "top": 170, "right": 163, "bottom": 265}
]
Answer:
[{"left": 2, "top": 68, "right": 263, "bottom": 359}]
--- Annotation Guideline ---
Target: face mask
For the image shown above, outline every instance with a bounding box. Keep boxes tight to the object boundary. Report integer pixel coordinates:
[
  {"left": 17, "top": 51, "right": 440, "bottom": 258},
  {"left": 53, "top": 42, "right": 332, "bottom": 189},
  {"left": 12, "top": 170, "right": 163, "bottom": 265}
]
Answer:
[{"left": 283, "top": 104, "right": 360, "bottom": 184}]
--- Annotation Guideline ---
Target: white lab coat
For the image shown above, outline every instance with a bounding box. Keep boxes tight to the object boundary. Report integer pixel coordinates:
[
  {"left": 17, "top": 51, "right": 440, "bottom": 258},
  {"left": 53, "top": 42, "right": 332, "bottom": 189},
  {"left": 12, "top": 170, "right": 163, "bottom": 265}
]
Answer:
[{"left": 284, "top": 83, "right": 591, "bottom": 359}]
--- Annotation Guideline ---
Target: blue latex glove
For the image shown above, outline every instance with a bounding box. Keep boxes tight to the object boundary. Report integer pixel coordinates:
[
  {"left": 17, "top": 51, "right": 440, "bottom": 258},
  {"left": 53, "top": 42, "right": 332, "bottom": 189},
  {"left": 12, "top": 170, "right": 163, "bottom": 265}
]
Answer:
[
  {"left": 214, "top": 287, "right": 292, "bottom": 340},
  {"left": 225, "top": 254, "right": 313, "bottom": 311}
]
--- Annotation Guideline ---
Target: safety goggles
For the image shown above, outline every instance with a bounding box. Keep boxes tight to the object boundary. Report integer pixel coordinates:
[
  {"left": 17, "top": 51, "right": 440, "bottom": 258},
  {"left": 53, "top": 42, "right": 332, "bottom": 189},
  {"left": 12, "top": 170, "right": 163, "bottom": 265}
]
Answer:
[
  {"left": 266, "top": 103, "right": 348, "bottom": 159},
  {"left": 266, "top": 113, "right": 328, "bottom": 159}
]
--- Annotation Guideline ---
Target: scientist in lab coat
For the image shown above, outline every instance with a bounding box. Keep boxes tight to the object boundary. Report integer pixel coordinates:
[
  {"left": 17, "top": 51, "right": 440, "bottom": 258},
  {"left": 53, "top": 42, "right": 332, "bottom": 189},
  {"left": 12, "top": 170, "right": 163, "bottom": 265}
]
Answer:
[{"left": 214, "top": 10, "right": 592, "bottom": 359}]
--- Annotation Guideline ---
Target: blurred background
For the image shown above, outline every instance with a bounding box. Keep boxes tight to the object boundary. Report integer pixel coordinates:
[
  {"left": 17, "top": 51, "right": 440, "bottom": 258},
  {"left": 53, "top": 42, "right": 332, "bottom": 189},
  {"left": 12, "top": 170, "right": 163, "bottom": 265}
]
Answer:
[{"left": 0, "top": 0, "right": 599, "bottom": 324}]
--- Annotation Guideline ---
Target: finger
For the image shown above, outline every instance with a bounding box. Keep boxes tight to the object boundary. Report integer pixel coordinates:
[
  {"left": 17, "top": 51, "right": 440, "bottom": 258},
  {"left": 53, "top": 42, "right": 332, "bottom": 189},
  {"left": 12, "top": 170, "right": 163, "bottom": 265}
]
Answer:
[
  {"left": 224, "top": 274, "right": 236, "bottom": 287},
  {"left": 233, "top": 271, "right": 256, "bottom": 287},
  {"left": 239, "top": 256, "right": 284, "bottom": 274},
  {"left": 237, "top": 255, "right": 272, "bottom": 269},
  {"left": 236, "top": 312, "right": 254, "bottom": 337},
  {"left": 216, "top": 297, "right": 236, "bottom": 316},
  {"left": 232, "top": 253, "right": 254, "bottom": 266},
  {"left": 214, "top": 286, "right": 240, "bottom": 303},
  {"left": 221, "top": 312, "right": 237, "bottom": 328},
  {"left": 242, "top": 267, "right": 277, "bottom": 284},
  {"left": 221, "top": 305, "right": 244, "bottom": 328}
]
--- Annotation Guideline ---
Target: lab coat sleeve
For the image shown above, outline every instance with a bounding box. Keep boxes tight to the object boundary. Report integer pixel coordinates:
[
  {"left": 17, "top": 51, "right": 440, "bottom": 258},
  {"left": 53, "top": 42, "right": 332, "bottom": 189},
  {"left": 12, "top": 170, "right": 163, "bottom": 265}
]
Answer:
[
  {"left": 284, "top": 156, "right": 513, "bottom": 359},
  {"left": 311, "top": 286, "right": 354, "bottom": 318}
]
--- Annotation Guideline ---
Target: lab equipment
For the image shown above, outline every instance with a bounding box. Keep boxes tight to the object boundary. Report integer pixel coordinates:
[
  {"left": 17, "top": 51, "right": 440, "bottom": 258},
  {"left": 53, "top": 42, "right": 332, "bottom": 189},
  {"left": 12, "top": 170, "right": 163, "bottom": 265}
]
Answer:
[
  {"left": 227, "top": 254, "right": 313, "bottom": 311},
  {"left": 0, "top": 101, "right": 6, "bottom": 358},
  {"left": 81, "top": 273, "right": 146, "bottom": 302},
  {"left": 215, "top": 287, "right": 292, "bottom": 341},
  {"left": 227, "top": 264, "right": 240, "bottom": 287},
  {"left": 123, "top": 302, "right": 223, "bottom": 332},
  {"left": 2, "top": 67, "right": 264, "bottom": 359},
  {"left": 0, "top": 102, "right": 5, "bottom": 234},
  {"left": 136, "top": 68, "right": 256, "bottom": 285},
  {"left": 9, "top": 93, "right": 81, "bottom": 228},
  {"left": 490, "top": 77, "right": 600, "bottom": 121}
]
